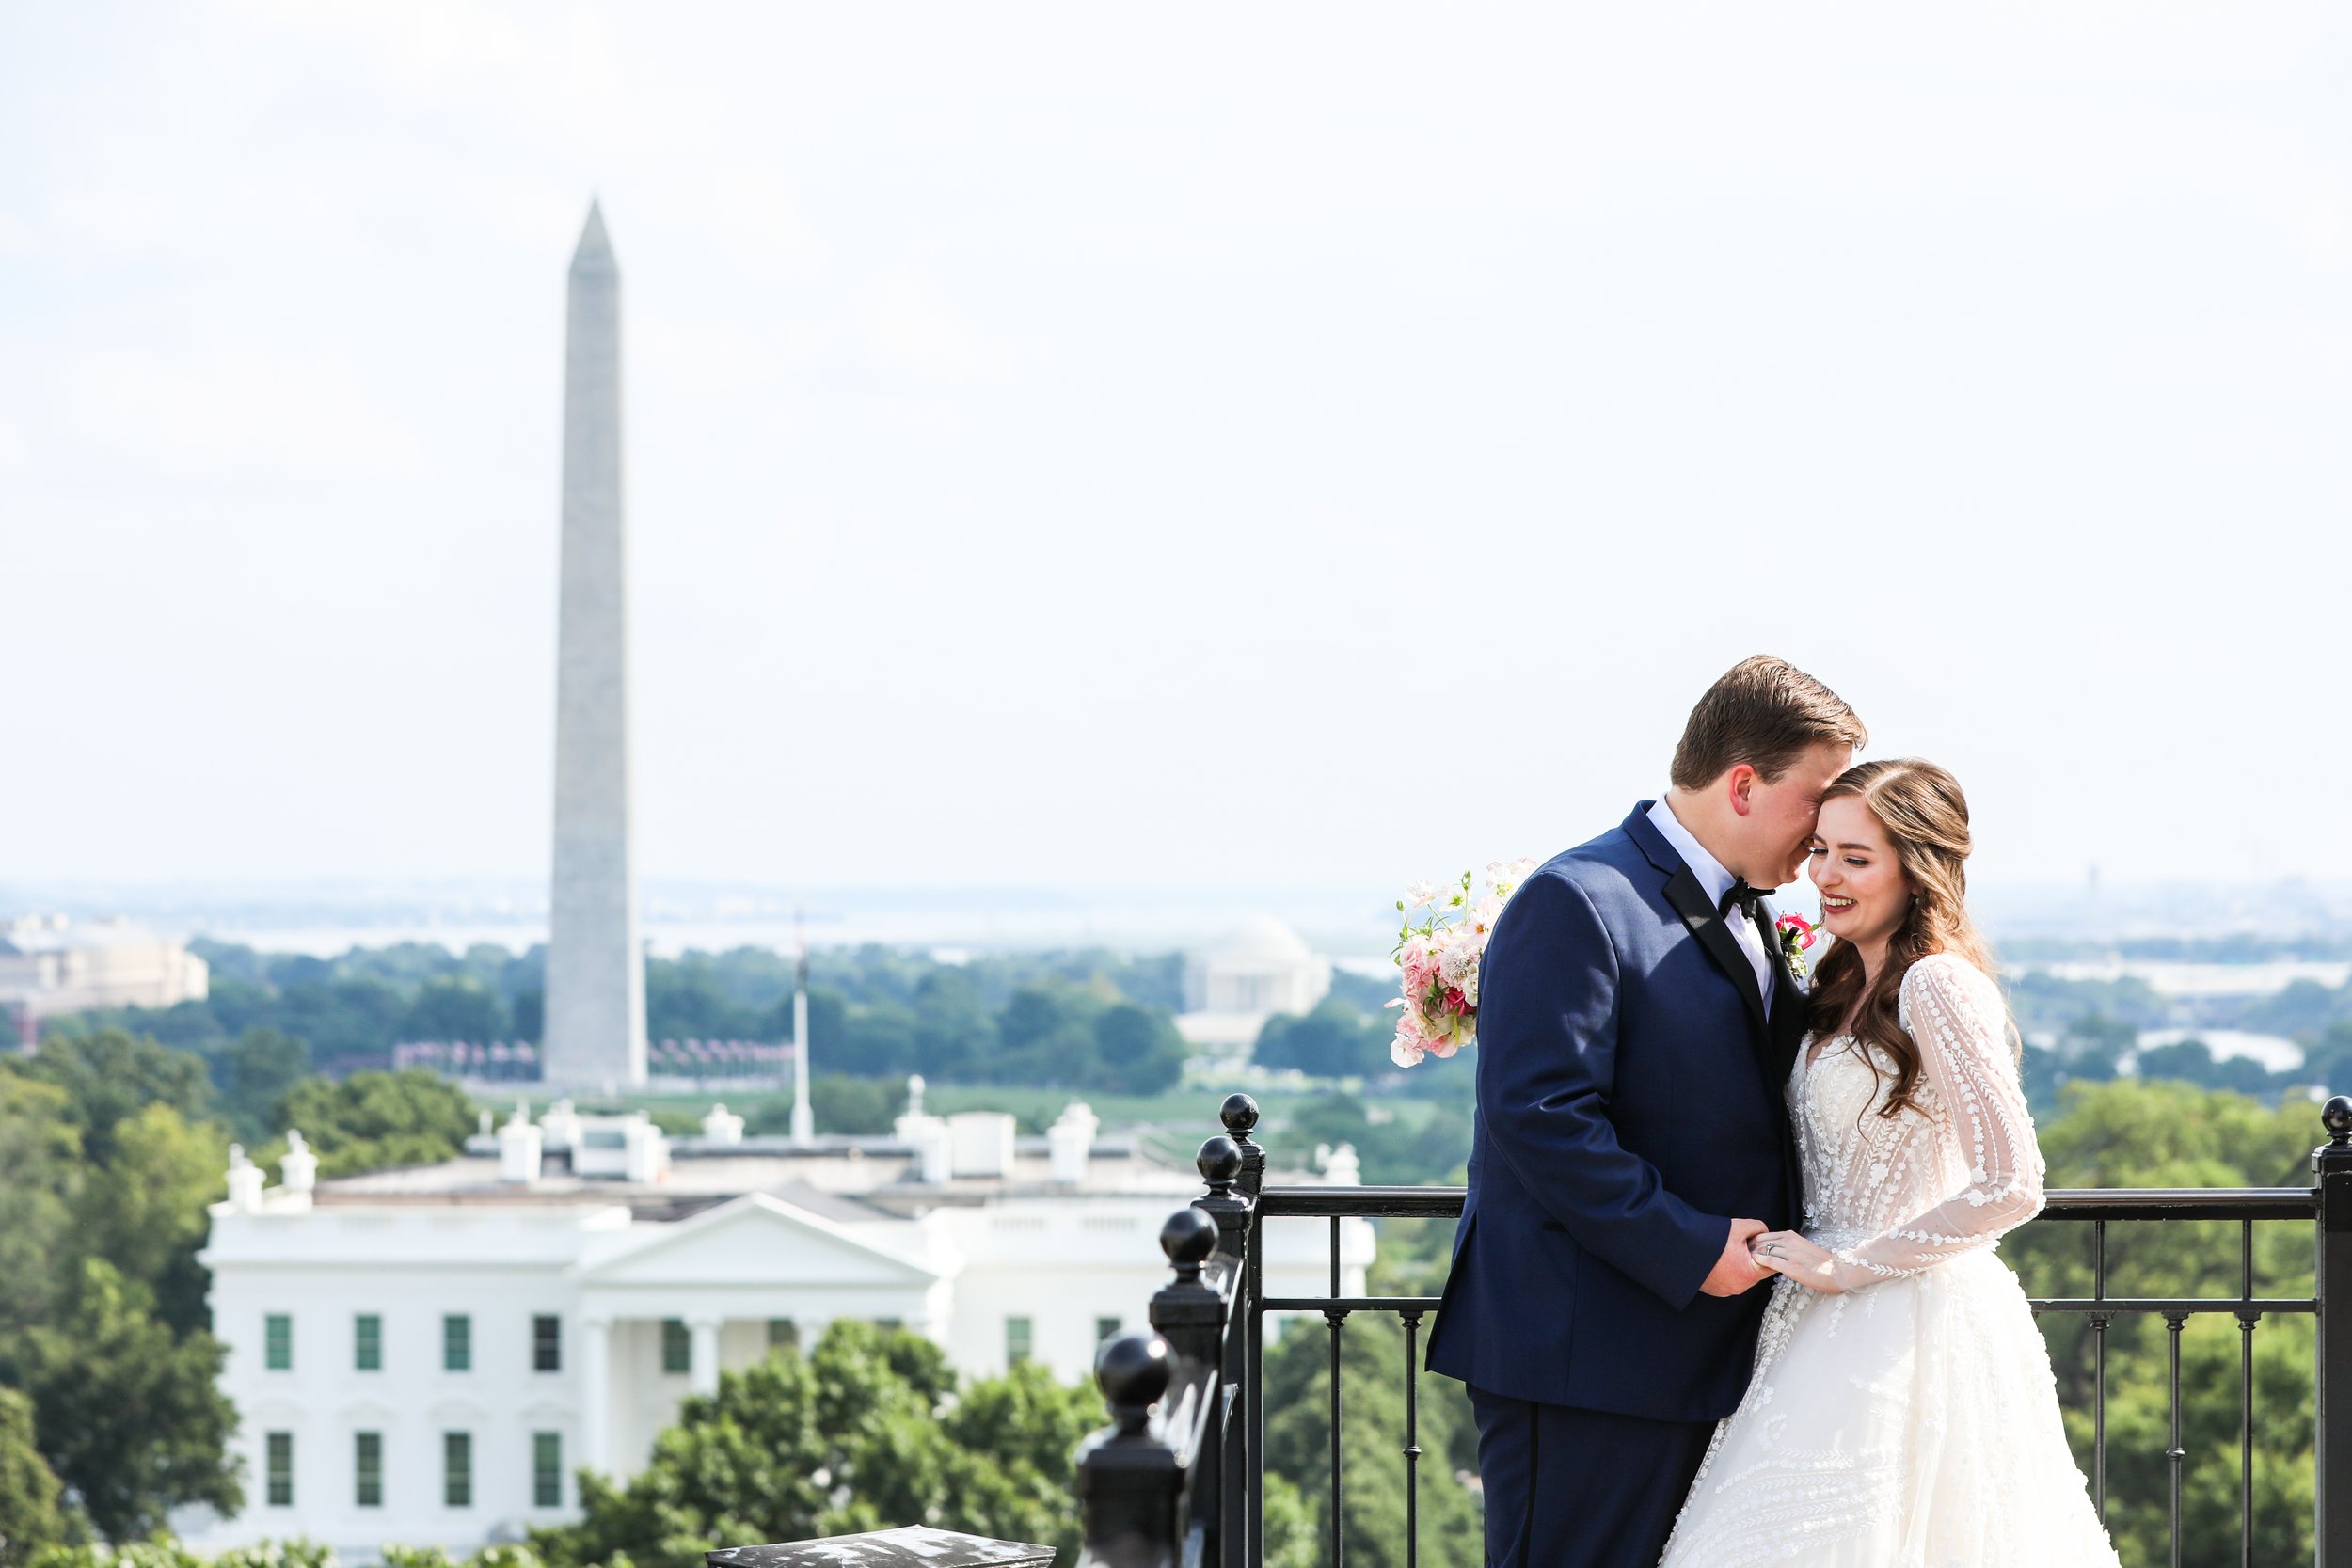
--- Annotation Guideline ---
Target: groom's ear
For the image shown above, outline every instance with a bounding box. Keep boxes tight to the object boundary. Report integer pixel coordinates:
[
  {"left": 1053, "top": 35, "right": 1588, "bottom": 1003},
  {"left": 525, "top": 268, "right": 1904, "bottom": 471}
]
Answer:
[{"left": 1724, "top": 764, "right": 1760, "bottom": 816}]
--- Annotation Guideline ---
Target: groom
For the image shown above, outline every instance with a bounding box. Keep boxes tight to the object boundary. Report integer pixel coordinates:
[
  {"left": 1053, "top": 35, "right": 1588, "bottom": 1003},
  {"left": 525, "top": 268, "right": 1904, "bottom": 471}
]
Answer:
[{"left": 1425, "top": 655, "right": 1865, "bottom": 1568}]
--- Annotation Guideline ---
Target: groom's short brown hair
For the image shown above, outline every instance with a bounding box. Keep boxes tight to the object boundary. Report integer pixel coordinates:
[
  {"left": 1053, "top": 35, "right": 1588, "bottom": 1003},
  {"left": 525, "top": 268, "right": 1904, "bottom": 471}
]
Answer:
[{"left": 1671, "top": 656, "right": 1866, "bottom": 789}]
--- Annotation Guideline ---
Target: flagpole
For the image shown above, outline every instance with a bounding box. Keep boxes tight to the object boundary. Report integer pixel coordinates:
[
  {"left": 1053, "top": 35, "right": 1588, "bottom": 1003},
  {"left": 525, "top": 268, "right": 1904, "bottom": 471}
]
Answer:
[{"left": 789, "top": 907, "right": 814, "bottom": 1146}]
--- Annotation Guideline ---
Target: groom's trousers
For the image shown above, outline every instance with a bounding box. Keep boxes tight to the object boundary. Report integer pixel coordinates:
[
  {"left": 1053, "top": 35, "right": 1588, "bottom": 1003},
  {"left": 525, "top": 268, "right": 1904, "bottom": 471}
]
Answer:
[{"left": 1467, "top": 1385, "right": 1714, "bottom": 1568}]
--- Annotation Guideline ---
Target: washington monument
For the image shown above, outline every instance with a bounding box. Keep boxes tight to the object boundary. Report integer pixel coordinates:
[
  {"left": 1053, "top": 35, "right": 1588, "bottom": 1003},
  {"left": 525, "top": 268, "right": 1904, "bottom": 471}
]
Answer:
[{"left": 544, "top": 201, "right": 647, "bottom": 1089}]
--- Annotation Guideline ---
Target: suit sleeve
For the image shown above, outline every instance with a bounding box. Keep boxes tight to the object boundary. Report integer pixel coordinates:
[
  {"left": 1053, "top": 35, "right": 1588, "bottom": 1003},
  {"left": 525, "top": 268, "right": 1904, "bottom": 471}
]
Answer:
[{"left": 1476, "top": 870, "right": 1729, "bottom": 1308}]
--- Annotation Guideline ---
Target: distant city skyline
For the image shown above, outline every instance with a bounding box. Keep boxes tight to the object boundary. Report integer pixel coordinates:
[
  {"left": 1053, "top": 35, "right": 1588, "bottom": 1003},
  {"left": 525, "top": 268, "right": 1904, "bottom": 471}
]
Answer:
[
  {"left": 5, "top": 6, "right": 2349, "bottom": 891},
  {"left": 5, "top": 871, "right": 2349, "bottom": 963}
]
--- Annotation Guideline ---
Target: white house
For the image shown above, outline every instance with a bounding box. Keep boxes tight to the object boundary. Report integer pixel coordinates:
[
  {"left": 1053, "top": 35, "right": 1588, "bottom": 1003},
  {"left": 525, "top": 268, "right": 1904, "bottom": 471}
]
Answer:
[{"left": 191, "top": 1091, "right": 1372, "bottom": 1559}]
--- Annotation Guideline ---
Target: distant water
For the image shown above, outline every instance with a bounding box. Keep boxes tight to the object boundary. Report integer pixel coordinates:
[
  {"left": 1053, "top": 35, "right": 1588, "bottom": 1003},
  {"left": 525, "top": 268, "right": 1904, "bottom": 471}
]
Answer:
[
  {"left": 2022, "top": 959, "right": 2351, "bottom": 997},
  {"left": 2132, "top": 1028, "right": 2304, "bottom": 1072}
]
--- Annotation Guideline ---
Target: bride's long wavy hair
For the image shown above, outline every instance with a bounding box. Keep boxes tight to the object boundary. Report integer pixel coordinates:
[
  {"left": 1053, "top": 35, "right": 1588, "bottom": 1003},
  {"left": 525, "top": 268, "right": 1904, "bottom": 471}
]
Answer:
[{"left": 1805, "top": 758, "right": 2007, "bottom": 1119}]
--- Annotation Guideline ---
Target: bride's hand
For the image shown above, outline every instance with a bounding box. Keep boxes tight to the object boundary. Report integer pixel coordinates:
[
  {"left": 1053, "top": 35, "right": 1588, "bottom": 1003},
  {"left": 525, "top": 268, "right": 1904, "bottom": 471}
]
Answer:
[{"left": 1749, "top": 1230, "right": 1848, "bottom": 1294}]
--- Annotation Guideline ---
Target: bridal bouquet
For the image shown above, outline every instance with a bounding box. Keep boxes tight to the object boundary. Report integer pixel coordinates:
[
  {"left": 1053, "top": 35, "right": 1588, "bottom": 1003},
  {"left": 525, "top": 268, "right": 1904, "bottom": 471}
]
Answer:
[{"left": 1388, "top": 859, "right": 1538, "bottom": 1068}]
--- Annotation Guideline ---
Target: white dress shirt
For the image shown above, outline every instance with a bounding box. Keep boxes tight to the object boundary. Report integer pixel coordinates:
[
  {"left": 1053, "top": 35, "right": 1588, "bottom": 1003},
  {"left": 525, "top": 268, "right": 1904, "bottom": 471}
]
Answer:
[{"left": 1647, "top": 796, "right": 1776, "bottom": 1006}]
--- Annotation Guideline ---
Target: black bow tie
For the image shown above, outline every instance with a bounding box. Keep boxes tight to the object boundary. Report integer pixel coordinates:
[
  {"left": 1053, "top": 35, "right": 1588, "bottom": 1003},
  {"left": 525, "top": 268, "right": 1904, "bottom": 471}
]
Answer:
[{"left": 1718, "top": 880, "right": 1766, "bottom": 923}]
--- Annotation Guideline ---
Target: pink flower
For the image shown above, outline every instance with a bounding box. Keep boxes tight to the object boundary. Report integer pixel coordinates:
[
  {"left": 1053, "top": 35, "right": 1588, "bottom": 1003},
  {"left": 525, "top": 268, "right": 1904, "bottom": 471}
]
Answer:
[{"left": 1775, "top": 912, "right": 1819, "bottom": 951}]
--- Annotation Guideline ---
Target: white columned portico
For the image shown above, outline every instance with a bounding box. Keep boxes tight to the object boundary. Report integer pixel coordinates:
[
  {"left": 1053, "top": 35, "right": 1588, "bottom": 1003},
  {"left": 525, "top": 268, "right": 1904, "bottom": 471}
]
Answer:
[
  {"left": 580, "top": 1315, "right": 612, "bottom": 1471},
  {"left": 689, "top": 1315, "right": 722, "bottom": 1396}
]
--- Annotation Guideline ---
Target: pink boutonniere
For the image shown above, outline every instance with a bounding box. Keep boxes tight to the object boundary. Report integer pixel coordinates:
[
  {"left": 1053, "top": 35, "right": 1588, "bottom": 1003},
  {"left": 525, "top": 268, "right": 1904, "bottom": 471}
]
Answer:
[{"left": 1775, "top": 913, "right": 1818, "bottom": 981}]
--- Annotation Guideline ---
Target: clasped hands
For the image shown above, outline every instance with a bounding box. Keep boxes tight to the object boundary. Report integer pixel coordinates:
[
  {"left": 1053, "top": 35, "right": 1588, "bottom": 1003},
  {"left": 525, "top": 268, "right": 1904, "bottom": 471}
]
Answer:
[{"left": 1698, "top": 1218, "right": 1849, "bottom": 1297}]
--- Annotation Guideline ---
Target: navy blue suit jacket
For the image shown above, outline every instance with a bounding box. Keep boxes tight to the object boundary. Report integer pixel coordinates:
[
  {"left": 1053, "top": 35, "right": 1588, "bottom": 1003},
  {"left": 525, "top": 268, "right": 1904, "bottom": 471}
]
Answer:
[{"left": 1423, "top": 803, "right": 1805, "bottom": 1423}]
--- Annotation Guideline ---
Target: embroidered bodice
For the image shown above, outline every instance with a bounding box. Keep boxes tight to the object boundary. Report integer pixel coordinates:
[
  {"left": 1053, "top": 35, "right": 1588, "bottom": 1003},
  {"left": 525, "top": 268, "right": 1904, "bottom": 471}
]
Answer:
[{"left": 1789, "top": 951, "right": 2045, "bottom": 1290}]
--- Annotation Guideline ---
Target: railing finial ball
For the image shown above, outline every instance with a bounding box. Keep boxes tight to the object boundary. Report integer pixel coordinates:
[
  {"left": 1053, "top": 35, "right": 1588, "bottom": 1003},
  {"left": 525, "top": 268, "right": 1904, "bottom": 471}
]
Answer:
[
  {"left": 2326, "top": 1094, "right": 2352, "bottom": 1146},
  {"left": 1197, "top": 1133, "right": 1243, "bottom": 1190},
  {"left": 1094, "top": 1332, "right": 1171, "bottom": 1433},
  {"left": 1159, "top": 1205, "right": 1217, "bottom": 1270},
  {"left": 1220, "top": 1092, "right": 1261, "bottom": 1138}
]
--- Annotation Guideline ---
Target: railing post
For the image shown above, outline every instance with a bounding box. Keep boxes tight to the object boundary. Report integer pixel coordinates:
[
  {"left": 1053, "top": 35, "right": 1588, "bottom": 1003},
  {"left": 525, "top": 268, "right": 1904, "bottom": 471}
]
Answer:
[
  {"left": 1224, "top": 1092, "right": 1265, "bottom": 1199},
  {"left": 2315, "top": 1095, "right": 2352, "bottom": 1568},
  {"left": 1150, "top": 1207, "right": 1224, "bottom": 1375},
  {"left": 1195, "top": 1134, "right": 1250, "bottom": 1272},
  {"left": 1076, "top": 1334, "right": 1181, "bottom": 1568},
  {"left": 1222, "top": 1094, "right": 1263, "bottom": 1568}
]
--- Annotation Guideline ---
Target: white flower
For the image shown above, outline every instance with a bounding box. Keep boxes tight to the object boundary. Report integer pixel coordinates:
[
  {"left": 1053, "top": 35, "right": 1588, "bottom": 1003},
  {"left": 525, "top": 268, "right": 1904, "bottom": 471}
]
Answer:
[
  {"left": 1391, "top": 1035, "right": 1427, "bottom": 1069},
  {"left": 1404, "top": 880, "right": 1440, "bottom": 906}
]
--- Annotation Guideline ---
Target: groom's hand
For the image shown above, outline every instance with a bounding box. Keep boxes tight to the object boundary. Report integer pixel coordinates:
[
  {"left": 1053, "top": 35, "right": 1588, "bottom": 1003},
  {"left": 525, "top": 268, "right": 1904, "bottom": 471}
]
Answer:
[{"left": 1698, "top": 1217, "right": 1772, "bottom": 1297}]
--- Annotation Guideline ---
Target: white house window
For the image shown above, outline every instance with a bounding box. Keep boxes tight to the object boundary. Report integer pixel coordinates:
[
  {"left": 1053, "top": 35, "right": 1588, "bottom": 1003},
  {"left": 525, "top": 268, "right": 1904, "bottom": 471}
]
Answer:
[
  {"left": 443, "top": 1314, "right": 471, "bottom": 1371},
  {"left": 355, "top": 1432, "right": 383, "bottom": 1508},
  {"left": 533, "top": 1315, "right": 562, "bottom": 1371},
  {"left": 265, "top": 1433, "right": 293, "bottom": 1506},
  {"left": 264, "top": 1313, "right": 292, "bottom": 1370},
  {"left": 355, "top": 1314, "right": 382, "bottom": 1371},
  {"left": 443, "top": 1431, "right": 472, "bottom": 1507},
  {"left": 767, "top": 1318, "right": 798, "bottom": 1353},
  {"left": 660, "top": 1319, "right": 691, "bottom": 1374},
  {"left": 1006, "top": 1316, "right": 1032, "bottom": 1366},
  {"left": 1096, "top": 1316, "right": 1120, "bottom": 1343},
  {"left": 532, "top": 1432, "right": 563, "bottom": 1508}
]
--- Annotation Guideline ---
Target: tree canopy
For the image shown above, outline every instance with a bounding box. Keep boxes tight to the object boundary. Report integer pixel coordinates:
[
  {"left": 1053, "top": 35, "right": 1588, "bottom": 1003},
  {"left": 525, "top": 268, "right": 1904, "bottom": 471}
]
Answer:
[{"left": 532, "top": 1321, "right": 1101, "bottom": 1568}]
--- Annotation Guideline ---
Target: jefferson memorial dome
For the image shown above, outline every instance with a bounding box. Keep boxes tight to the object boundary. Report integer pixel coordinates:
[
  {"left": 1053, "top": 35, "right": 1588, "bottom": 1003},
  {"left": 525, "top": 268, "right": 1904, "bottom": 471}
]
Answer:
[{"left": 1176, "top": 915, "right": 1333, "bottom": 1053}]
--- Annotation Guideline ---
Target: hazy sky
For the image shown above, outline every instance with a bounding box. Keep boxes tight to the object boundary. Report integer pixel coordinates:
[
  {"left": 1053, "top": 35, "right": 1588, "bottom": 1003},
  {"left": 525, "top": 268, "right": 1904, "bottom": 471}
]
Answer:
[{"left": 6, "top": 4, "right": 2349, "bottom": 894}]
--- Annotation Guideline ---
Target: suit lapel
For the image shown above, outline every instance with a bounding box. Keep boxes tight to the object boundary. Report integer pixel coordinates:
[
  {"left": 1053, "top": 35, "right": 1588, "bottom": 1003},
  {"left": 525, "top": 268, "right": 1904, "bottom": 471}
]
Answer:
[{"left": 1660, "top": 865, "right": 1769, "bottom": 1037}]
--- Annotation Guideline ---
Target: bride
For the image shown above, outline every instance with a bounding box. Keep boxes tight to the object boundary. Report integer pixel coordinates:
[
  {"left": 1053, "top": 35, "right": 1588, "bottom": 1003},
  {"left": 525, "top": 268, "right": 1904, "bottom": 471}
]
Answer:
[{"left": 1659, "top": 759, "right": 2122, "bottom": 1567}]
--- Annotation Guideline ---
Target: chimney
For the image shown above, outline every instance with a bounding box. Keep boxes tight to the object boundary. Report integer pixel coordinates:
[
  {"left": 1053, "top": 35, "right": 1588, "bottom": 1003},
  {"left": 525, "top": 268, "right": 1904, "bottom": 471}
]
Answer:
[
  {"left": 499, "top": 1103, "right": 545, "bottom": 1182},
  {"left": 702, "top": 1102, "right": 744, "bottom": 1145},
  {"left": 893, "top": 1074, "right": 927, "bottom": 1136},
  {"left": 946, "top": 1111, "right": 1016, "bottom": 1180},
  {"left": 279, "top": 1129, "right": 317, "bottom": 1200},
  {"left": 913, "top": 1117, "right": 952, "bottom": 1184},
  {"left": 225, "top": 1145, "right": 264, "bottom": 1212},
  {"left": 1047, "top": 1101, "right": 1097, "bottom": 1185},
  {"left": 622, "top": 1116, "right": 669, "bottom": 1183},
  {"left": 540, "top": 1098, "right": 582, "bottom": 1152}
]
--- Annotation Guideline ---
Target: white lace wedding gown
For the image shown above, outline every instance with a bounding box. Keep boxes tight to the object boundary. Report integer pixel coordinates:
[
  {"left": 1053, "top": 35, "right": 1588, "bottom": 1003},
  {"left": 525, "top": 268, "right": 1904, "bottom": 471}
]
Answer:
[{"left": 1658, "top": 953, "right": 2122, "bottom": 1567}]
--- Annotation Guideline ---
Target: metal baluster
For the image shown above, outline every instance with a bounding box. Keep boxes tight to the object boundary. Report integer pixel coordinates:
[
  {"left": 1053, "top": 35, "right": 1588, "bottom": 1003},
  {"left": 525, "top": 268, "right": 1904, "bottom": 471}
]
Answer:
[
  {"left": 2092, "top": 1217, "right": 2108, "bottom": 1524},
  {"left": 1246, "top": 1203, "right": 1266, "bottom": 1568},
  {"left": 2166, "top": 1309, "right": 2187, "bottom": 1568},
  {"left": 1327, "top": 1216, "right": 1344, "bottom": 1568},
  {"left": 1400, "top": 1309, "right": 1423, "bottom": 1568},
  {"left": 2240, "top": 1219, "right": 2256, "bottom": 1568}
]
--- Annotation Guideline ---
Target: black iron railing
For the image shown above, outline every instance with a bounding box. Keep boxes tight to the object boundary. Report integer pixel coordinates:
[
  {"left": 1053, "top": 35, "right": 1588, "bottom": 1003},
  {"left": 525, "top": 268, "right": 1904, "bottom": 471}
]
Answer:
[{"left": 1073, "top": 1093, "right": 2352, "bottom": 1568}]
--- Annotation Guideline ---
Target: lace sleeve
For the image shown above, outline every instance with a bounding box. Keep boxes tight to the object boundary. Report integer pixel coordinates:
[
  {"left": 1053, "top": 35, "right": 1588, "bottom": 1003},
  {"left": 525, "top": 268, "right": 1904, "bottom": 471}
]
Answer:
[{"left": 1829, "top": 955, "right": 2044, "bottom": 1290}]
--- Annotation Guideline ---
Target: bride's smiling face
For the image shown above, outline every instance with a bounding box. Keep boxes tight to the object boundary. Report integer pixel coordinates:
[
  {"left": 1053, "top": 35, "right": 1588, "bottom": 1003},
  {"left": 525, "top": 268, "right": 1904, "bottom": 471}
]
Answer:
[{"left": 1808, "top": 796, "right": 1913, "bottom": 949}]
